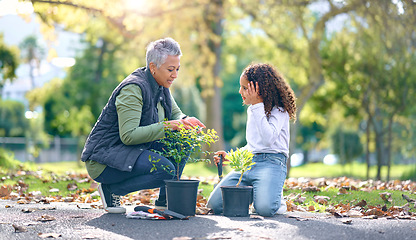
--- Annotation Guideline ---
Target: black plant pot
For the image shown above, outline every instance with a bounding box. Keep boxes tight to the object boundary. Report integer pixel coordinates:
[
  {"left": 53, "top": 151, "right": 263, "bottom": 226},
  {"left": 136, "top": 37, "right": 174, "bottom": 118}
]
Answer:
[
  {"left": 221, "top": 186, "right": 253, "bottom": 217},
  {"left": 164, "top": 179, "right": 200, "bottom": 216}
]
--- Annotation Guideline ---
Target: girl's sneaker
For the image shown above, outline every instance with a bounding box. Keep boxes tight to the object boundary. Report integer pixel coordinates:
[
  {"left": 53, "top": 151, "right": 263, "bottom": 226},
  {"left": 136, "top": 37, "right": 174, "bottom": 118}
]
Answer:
[
  {"left": 98, "top": 184, "right": 126, "bottom": 214},
  {"left": 276, "top": 200, "right": 287, "bottom": 214}
]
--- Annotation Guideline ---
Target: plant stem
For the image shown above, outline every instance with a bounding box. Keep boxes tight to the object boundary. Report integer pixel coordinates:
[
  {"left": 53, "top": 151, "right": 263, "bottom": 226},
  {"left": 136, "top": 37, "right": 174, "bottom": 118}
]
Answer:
[
  {"left": 236, "top": 173, "right": 243, "bottom": 187},
  {"left": 177, "top": 162, "right": 180, "bottom": 181}
]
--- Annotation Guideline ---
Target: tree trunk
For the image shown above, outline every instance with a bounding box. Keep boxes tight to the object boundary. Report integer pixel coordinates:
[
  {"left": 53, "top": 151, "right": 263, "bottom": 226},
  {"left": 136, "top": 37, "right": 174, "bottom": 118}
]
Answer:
[
  {"left": 386, "top": 117, "right": 393, "bottom": 181},
  {"left": 374, "top": 125, "right": 383, "bottom": 181},
  {"left": 204, "top": 0, "right": 225, "bottom": 151},
  {"left": 94, "top": 39, "right": 107, "bottom": 83},
  {"left": 366, "top": 118, "right": 371, "bottom": 179}
]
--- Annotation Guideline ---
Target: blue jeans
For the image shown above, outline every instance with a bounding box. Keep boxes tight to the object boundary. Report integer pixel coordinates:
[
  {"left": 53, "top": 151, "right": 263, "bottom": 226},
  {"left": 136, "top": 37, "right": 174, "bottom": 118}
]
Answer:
[
  {"left": 94, "top": 140, "right": 189, "bottom": 197},
  {"left": 207, "top": 153, "right": 287, "bottom": 217}
]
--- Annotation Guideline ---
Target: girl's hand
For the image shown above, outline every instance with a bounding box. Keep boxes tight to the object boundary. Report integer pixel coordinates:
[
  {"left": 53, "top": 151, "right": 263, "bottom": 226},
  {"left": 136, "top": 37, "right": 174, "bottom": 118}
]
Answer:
[
  {"left": 246, "top": 81, "right": 263, "bottom": 105},
  {"left": 213, "top": 151, "right": 227, "bottom": 166}
]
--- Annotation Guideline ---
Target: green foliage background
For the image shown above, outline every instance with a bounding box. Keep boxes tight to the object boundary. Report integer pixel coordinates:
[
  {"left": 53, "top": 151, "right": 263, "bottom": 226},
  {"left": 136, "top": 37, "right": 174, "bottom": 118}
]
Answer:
[{"left": 0, "top": 0, "right": 415, "bottom": 181}]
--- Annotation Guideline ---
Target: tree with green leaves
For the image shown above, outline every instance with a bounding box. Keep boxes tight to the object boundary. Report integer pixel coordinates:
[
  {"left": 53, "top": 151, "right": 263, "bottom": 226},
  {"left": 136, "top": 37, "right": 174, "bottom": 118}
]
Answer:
[
  {"left": 321, "top": 1, "right": 416, "bottom": 180},
  {"left": 0, "top": 100, "right": 28, "bottom": 137},
  {"left": 0, "top": 34, "right": 19, "bottom": 98},
  {"left": 28, "top": 0, "right": 227, "bottom": 151},
  {"left": 236, "top": 0, "right": 364, "bottom": 174},
  {"left": 19, "top": 35, "right": 45, "bottom": 90}
]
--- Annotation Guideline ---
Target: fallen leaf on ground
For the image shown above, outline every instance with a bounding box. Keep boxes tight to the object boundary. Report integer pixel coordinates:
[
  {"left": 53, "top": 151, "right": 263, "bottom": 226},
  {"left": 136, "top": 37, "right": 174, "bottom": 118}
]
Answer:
[
  {"left": 302, "top": 186, "right": 320, "bottom": 192},
  {"left": 22, "top": 208, "right": 36, "bottom": 213},
  {"left": 36, "top": 215, "right": 56, "bottom": 222},
  {"left": 379, "top": 192, "right": 392, "bottom": 202},
  {"left": 364, "top": 208, "right": 384, "bottom": 217},
  {"left": 38, "top": 233, "right": 62, "bottom": 238},
  {"left": 250, "top": 215, "right": 264, "bottom": 220},
  {"left": 67, "top": 183, "right": 78, "bottom": 191},
  {"left": 341, "top": 219, "right": 352, "bottom": 224},
  {"left": 354, "top": 200, "right": 367, "bottom": 207},
  {"left": 12, "top": 224, "right": 27, "bottom": 232},
  {"left": 338, "top": 188, "right": 348, "bottom": 195},
  {"left": 0, "top": 185, "right": 12, "bottom": 197},
  {"left": 49, "top": 188, "right": 60, "bottom": 193},
  {"left": 82, "top": 233, "right": 102, "bottom": 239},
  {"left": 314, "top": 195, "right": 330, "bottom": 205},
  {"left": 402, "top": 194, "right": 416, "bottom": 203}
]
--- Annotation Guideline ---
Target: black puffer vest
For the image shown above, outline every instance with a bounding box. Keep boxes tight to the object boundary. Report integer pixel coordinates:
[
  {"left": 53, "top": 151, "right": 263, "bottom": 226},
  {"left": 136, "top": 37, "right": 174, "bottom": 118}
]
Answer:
[{"left": 80, "top": 67, "right": 173, "bottom": 172}]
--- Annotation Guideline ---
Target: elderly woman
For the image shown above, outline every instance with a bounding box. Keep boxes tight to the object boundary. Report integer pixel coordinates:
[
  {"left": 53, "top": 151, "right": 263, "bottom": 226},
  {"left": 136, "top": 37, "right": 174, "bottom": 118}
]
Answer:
[{"left": 81, "top": 38, "right": 205, "bottom": 213}]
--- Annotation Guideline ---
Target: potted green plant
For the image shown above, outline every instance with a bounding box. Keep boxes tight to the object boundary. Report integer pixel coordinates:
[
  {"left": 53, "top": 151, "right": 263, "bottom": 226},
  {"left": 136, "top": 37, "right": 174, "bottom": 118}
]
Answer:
[
  {"left": 221, "top": 148, "right": 255, "bottom": 217},
  {"left": 150, "top": 123, "right": 218, "bottom": 216}
]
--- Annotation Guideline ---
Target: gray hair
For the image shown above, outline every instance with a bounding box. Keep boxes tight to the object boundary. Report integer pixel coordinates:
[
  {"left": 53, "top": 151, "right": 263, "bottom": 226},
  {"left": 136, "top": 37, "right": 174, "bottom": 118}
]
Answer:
[{"left": 146, "top": 37, "right": 182, "bottom": 68}]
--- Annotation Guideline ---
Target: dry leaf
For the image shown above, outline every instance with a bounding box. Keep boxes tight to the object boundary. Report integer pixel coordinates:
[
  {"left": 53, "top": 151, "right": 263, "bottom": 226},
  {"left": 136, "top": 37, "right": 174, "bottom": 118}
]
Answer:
[
  {"left": 12, "top": 224, "right": 27, "bottom": 232},
  {"left": 22, "top": 208, "right": 36, "bottom": 213},
  {"left": 308, "top": 205, "right": 315, "bottom": 211},
  {"left": 49, "top": 188, "right": 60, "bottom": 193},
  {"left": 402, "top": 194, "right": 415, "bottom": 203},
  {"left": 195, "top": 206, "right": 211, "bottom": 215},
  {"left": 302, "top": 186, "right": 320, "bottom": 192},
  {"left": 354, "top": 199, "right": 367, "bottom": 207},
  {"left": 67, "top": 183, "right": 78, "bottom": 191},
  {"left": 365, "top": 208, "right": 384, "bottom": 217},
  {"left": 379, "top": 192, "right": 392, "bottom": 202},
  {"left": 313, "top": 195, "right": 330, "bottom": 205},
  {"left": 36, "top": 215, "right": 56, "bottom": 222},
  {"left": 82, "top": 233, "right": 102, "bottom": 239},
  {"left": 0, "top": 185, "right": 12, "bottom": 197},
  {"left": 38, "top": 233, "right": 62, "bottom": 238},
  {"left": 341, "top": 219, "right": 352, "bottom": 224},
  {"left": 345, "top": 210, "right": 362, "bottom": 217},
  {"left": 17, "top": 199, "right": 30, "bottom": 204}
]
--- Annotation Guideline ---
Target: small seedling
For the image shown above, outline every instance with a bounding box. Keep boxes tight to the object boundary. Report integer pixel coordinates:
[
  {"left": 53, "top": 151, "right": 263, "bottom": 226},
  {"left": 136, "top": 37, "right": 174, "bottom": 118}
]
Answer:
[{"left": 225, "top": 148, "right": 255, "bottom": 187}]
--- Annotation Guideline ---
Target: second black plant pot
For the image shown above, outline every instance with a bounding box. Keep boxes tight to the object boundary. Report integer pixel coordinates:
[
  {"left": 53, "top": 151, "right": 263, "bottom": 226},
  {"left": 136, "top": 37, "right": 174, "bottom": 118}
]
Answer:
[
  {"left": 164, "top": 179, "right": 200, "bottom": 216},
  {"left": 221, "top": 186, "right": 253, "bottom": 217}
]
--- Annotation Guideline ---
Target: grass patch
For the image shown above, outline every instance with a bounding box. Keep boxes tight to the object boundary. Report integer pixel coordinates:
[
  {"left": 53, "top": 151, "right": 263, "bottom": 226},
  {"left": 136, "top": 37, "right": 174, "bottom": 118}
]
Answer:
[
  {"left": 2, "top": 160, "right": 415, "bottom": 211},
  {"left": 0, "top": 163, "right": 91, "bottom": 198},
  {"left": 289, "top": 162, "right": 413, "bottom": 180},
  {"left": 38, "top": 161, "right": 86, "bottom": 174},
  {"left": 285, "top": 188, "right": 416, "bottom": 213}
]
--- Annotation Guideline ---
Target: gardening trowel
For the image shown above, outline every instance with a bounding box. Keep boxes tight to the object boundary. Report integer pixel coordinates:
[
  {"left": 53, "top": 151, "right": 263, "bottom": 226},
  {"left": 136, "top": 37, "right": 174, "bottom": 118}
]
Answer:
[
  {"left": 214, "top": 154, "right": 224, "bottom": 188},
  {"left": 134, "top": 205, "right": 188, "bottom": 220}
]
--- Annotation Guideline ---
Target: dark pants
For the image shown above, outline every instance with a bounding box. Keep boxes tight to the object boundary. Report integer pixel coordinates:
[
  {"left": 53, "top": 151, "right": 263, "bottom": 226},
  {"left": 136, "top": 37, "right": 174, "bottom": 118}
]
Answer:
[{"left": 94, "top": 140, "right": 190, "bottom": 198}]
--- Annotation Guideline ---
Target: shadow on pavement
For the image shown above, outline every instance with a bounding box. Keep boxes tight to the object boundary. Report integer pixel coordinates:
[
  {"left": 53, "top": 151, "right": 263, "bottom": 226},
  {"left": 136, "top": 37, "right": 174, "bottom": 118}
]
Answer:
[{"left": 86, "top": 213, "right": 229, "bottom": 240}]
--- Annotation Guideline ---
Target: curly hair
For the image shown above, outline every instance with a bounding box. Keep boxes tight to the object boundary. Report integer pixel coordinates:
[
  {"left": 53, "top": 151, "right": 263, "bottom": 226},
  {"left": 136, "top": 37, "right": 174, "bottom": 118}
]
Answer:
[{"left": 242, "top": 63, "right": 297, "bottom": 121}]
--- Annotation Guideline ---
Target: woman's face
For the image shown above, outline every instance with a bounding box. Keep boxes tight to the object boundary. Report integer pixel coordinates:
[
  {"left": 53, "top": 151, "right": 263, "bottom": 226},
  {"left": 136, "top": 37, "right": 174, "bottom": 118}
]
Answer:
[{"left": 151, "top": 55, "right": 181, "bottom": 88}]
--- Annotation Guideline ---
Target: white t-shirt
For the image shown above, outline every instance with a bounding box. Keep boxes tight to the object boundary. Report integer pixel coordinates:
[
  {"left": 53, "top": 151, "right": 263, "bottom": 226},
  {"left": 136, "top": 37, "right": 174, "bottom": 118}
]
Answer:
[{"left": 242, "top": 102, "right": 290, "bottom": 157}]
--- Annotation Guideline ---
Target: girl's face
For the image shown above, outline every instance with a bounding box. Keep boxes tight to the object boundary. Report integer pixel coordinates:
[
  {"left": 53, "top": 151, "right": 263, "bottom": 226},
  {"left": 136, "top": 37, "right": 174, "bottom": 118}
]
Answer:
[
  {"left": 239, "top": 74, "right": 251, "bottom": 105},
  {"left": 150, "top": 55, "right": 181, "bottom": 88}
]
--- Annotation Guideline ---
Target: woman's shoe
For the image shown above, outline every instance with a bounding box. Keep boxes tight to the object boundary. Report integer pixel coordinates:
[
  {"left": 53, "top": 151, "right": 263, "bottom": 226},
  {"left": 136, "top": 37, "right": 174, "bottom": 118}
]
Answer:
[{"left": 98, "top": 184, "right": 126, "bottom": 214}]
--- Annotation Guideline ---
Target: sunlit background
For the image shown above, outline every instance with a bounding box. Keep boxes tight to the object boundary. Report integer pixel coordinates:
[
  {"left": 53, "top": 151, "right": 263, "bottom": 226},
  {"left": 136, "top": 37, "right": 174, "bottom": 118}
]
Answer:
[{"left": 0, "top": 0, "right": 415, "bottom": 181}]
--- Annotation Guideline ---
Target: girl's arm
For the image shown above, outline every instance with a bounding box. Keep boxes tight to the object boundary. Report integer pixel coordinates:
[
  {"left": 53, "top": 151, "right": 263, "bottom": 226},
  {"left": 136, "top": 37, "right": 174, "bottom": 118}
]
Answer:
[{"left": 249, "top": 103, "right": 288, "bottom": 147}]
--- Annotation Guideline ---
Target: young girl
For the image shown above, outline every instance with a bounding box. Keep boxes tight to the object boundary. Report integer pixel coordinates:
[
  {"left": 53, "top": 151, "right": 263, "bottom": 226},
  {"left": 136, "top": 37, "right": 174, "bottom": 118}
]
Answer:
[{"left": 207, "top": 63, "right": 297, "bottom": 217}]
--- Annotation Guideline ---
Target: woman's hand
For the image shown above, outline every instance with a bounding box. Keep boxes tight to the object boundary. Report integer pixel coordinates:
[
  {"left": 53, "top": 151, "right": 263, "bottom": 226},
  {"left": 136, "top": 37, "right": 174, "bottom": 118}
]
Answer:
[
  {"left": 246, "top": 81, "right": 263, "bottom": 105},
  {"left": 164, "top": 119, "right": 191, "bottom": 130},
  {"left": 213, "top": 151, "right": 227, "bottom": 166},
  {"left": 182, "top": 116, "right": 206, "bottom": 128},
  {"left": 164, "top": 117, "right": 205, "bottom": 131}
]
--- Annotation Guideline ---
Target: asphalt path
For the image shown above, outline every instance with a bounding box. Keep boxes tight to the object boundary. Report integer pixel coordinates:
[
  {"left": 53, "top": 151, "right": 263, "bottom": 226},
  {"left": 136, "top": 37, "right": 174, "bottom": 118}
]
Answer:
[{"left": 1, "top": 200, "right": 415, "bottom": 240}]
